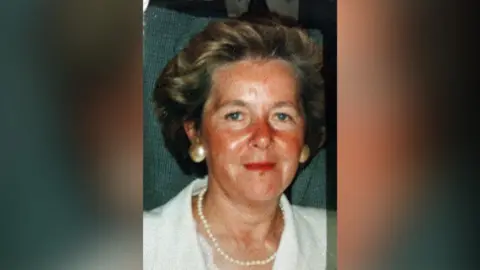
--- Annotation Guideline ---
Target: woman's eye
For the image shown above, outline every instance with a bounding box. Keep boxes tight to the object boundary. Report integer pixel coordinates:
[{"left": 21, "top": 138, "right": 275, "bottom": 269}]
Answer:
[
  {"left": 275, "top": 112, "right": 292, "bottom": 121},
  {"left": 225, "top": 112, "right": 243, "bottom": 121}
]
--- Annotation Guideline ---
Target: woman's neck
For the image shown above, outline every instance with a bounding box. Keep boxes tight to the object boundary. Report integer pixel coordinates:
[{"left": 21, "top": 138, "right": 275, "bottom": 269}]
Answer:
[{"left": 198, "top": 182, "right": 284, "bottom": 244}]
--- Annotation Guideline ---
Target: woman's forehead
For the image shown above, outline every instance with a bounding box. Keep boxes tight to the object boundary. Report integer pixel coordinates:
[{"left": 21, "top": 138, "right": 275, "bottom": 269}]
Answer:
[{"left": 208, "top": 59, "right": 299, "bottom": 103}]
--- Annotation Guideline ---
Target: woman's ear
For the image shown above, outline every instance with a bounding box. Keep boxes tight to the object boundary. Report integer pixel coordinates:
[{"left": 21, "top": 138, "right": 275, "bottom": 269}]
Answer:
[{"left": 183, "top": 121, "right": 198, "bottom": 142}]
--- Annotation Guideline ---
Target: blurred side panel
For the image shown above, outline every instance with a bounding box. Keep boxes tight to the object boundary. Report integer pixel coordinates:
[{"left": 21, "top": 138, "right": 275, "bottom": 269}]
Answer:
[
  {"left": 0, "top": 0, "right": 143, "bottom": 269},
  {"left": 338, "top": 0, "right": 476, "bottom": 269}
]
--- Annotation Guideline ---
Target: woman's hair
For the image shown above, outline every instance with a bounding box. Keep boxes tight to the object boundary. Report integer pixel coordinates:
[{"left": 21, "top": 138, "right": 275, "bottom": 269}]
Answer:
[{"left": 153, "top": 13, "right": 325, "bottom": 176}]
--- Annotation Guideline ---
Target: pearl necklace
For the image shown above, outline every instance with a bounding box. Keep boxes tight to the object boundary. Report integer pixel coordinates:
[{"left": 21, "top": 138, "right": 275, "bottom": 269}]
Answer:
[{"left": 197, "top": 188, "right": 284, "bottom": 267}]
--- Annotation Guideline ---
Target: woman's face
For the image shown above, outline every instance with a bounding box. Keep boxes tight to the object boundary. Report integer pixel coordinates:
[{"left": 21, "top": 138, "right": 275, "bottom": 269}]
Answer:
[{"left": 198, "top": 59, "right": 306, "bottom": 202}]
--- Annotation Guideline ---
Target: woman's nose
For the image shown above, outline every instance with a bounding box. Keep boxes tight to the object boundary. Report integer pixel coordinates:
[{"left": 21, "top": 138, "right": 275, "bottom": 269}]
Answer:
[{"left": 250, "top": 120, "right": 273, "bottom": 149}]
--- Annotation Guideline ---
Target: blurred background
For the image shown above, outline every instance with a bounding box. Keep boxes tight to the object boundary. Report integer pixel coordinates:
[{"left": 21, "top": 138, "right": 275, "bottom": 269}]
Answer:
[
  {"left": 1, "top": 0, "right": 142, "bottom": 269},
  {"left": 0, "top": 0, "right": 475, "bottom": 269}
]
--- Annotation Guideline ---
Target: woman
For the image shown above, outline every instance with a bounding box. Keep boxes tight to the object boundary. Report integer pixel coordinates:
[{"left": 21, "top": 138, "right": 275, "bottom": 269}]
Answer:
[{"left": 144, "top": 14, "right": 327, "bottom": 269}]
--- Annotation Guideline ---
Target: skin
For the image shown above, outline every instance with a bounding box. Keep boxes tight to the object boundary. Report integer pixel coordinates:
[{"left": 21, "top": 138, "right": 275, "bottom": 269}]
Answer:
[{"left": 184, "top": 59, "right": 307, "bottom": 268}]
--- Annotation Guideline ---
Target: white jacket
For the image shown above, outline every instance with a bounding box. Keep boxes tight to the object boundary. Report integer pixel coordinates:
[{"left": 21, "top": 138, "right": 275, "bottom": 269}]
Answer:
[{"left": 144, "top": 178, "right": 327, "bottom": 270}]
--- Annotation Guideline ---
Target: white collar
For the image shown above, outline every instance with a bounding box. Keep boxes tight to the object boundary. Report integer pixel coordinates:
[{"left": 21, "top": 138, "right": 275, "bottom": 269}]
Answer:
[
  {"left": 146, "top": 177, "right": 325, "bottom": 270},
  {"left": 188, "top": 178, "right": 301, "bottom": 269}
]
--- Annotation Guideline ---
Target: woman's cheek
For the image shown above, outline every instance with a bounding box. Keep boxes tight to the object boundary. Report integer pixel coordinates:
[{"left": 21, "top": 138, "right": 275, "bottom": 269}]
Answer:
[
  {"left": 277, "top": 125, "right": 305, "bottom": 149},
  {"left": 204, "top": 125, "right": 247, "bottom": 156}
]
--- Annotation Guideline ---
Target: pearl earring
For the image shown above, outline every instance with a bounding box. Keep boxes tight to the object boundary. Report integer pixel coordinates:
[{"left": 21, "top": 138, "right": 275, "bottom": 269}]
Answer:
[
  {"left": 299, "top": 145, "right": 310, "bottom": 163},
  {"left": 189, "top": 138, "right": 206, "bottom": 163}
]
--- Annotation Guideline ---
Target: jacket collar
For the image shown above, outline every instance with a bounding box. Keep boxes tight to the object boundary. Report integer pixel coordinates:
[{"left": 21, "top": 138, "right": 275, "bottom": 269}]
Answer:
[{"left": 153, "top": 177, "right": 313, "bottom": 270}]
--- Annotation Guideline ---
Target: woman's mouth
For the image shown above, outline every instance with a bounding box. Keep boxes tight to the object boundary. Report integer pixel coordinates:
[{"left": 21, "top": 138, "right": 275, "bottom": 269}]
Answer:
[{"left": 243, "top": 162, "right": 276, "bottom": 171}]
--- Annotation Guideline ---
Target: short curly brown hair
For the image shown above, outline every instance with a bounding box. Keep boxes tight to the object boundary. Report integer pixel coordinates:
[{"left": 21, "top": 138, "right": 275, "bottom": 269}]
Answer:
[{"left": 153, "top": 14, "right": 325, "bottom": 177}]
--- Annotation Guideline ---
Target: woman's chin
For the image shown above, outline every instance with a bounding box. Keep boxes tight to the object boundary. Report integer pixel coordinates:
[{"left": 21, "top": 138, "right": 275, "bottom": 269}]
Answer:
[{"left": 242, "top": 180, "right": 286, "bottom": 202}]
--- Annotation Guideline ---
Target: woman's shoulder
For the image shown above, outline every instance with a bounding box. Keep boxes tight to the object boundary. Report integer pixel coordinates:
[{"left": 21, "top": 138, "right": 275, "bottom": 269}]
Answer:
[
  {"left": 143, "top": 200, "right": 186, "bottom": 267},
  {"left": 290, "top": 206, "right": 337, "bottom": 268},
  {"left": 143, "top": 195, "right": 182, "bottom": 233},
  {"left": 291, "top": 205, "right": 328, "bottom": 224},
  {"left": 144, "top": 205, "right": 165, "bottom": 228},
  {"left": 143, "top": 205, "right": 167, "bottom": 250},
  {"left": 290, "top": 205, "right": 337, "bottom": 240},
  {"left": 143, "top": 197, "right": 181, "bottom": 241},
  {"left": 144, "top": 181, "right": 195, "bottom": 225}
]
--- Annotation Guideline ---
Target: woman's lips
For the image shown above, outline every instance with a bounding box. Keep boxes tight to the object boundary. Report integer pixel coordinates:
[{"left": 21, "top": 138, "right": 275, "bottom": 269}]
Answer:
[{"left": 243, "top": 162, "right": 276, "bottom": 171}]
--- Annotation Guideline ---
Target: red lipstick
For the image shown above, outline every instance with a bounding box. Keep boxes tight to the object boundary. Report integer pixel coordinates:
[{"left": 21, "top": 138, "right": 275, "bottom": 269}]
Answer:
[{"left": 244, "top": 162, "right": 276, "bottom": 171}]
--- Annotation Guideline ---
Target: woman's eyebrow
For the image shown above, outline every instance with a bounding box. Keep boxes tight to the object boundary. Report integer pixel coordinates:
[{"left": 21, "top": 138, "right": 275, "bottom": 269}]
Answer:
[
  {"left": 213, "top": 100, "right": 301, "bottom": 112},
  {"left": 215, "top": 99, "right": 248, "bottom": 110},
  {"left": 272, "top": 101, "right": 297, "bottom": 108}
]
